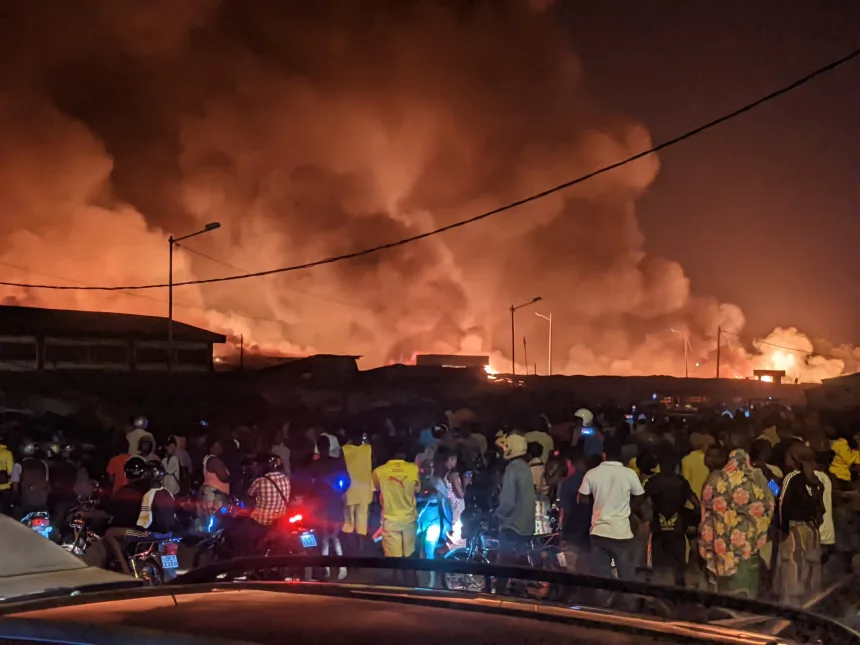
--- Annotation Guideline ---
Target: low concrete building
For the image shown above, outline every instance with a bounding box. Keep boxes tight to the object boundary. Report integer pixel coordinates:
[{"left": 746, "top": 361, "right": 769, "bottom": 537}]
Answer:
[
  {"left": 415, "top": 354, "right": 489, "bottom": 369},
  {"left": 0, "top": 305, "right": 225, "bottom": 372}
]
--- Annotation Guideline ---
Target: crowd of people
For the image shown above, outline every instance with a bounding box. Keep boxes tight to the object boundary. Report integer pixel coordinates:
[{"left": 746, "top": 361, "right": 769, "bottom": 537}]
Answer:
[{"left": 0, "top": 402, "right": 857, "bottom": 606}]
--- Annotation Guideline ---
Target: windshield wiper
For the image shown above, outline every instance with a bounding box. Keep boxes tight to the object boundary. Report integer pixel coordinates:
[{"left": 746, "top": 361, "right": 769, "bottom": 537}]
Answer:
[{"left": 0, "top": 580, "right": 142, "bottom": 604}]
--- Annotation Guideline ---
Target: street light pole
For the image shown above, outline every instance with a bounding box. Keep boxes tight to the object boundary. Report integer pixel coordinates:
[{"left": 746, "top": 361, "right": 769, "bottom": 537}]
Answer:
[
  {"left": 684, "top": 332, "right": 689, "bottom": 378},
  {"left": 168, "top": 236, "right": 174, "bottom": 373},
  {"left": 523, "top": 336, "right": 528, "bottom": 376},
  {"left": 671, "top": 328, "right": 691, "bottom": 379},
  {"left": 716, "top": 326, "right": 722, "bottom": 379},
  {"left": 510, "top": 296, "right": 542, "bottom": 376},
  {"left": 168, "top": 222, "right": 221, "bottom": 374},
  {"left": 535, "top": 312, "right": 552, "bottom": 375},
  {"left": 510, "top": 305, "right": 515, "bottom": 377}
]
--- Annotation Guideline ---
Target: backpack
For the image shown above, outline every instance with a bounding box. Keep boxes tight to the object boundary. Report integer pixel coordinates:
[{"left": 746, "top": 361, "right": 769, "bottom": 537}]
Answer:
[{"left": 20, "top": 459, "right": 50, "bottom": 510}]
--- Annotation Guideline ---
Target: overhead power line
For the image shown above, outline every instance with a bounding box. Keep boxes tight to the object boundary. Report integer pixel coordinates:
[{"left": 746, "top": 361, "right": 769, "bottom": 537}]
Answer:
[
  {"left": 2, "top": 45, "right": 859, "bottom": 293},
  {"left": 0, "top": 260, "right": 291, "bottom": 327},
  {"left": 721, "top": 329, "right": 814, "bottom": 355},
  {"left": 179, "top": 244, "right": 371, "bottom": 311}
]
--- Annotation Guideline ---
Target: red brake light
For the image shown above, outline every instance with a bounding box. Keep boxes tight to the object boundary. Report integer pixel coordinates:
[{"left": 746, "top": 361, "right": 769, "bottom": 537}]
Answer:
[
  {"left": 288, "top": 513, "right": 303, "bottom": 523},
  {"left": 31, "top": 518, "right": 49, "bottom": 528},
  {"left": 163, "top": 542, "right": 179, "bottom": 555}
]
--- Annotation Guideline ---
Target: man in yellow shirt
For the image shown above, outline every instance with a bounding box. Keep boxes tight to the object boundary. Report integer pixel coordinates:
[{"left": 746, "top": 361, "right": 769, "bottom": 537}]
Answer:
[
  {"left": 342, "top": 432, "right": 373, "bottom": 553},
  {"left": 681, "top": 432, "right": 715, "bottom": 499},
  {"left": 0, "top": 433, "right": 14, "bottom": 514},
  {"left": 830, "top": 430, "right": 860, "bottom": 484},
  {"left": 372, "top": 445, "right": 420, "bottom": 558}
]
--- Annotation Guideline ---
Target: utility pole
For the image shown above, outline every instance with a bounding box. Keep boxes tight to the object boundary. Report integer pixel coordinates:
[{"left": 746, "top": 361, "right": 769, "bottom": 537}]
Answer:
[
  {"left": 168, "top": 236, "right": 174, "bottom": 373},
  {"left": 716, "top": 326, "right": 722, "bottom": 379},
  {"left": 509, "top": 296, "right": 542, "bottom": 377},
  {"left": 684, "top": 331, "right": 689, "bottom": 378},
  {"left": 523, "top": 337, "right": 528, "bottom": 375},
  {"left": 167, "top": 222, "right": 221, "bottom": 374},
  {"left": 510, "top": 305, "right": 516, "bottom": 377},
  {"left": 535, "top": 312, "right": 552, "bottom": 375}
]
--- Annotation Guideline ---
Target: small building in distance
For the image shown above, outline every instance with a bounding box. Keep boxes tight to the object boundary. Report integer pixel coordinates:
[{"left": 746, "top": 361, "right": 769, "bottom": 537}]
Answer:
[
  {"left": 415, "top": 354, "right": 489, "bottom": 369},
  {"left": 753, "top": 369, "right": 787, "bottom": 385},
  {"left": 0, "top": 305, "right": 225, "bottom": 372}
]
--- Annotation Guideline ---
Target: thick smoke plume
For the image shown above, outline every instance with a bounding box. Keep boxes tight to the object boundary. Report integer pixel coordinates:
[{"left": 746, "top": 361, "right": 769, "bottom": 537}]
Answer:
[{"left": 0, "top": 0, "right": 848, "bottom": 382}]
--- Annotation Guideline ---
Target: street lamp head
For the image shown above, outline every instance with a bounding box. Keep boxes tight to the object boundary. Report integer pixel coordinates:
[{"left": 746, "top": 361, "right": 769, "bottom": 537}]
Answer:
[
  {"left": 532, "top": 296, "right": 542, "bottom": 303},
  {"left": 204, "top": 222, "right": 221, "bottom": 231}
]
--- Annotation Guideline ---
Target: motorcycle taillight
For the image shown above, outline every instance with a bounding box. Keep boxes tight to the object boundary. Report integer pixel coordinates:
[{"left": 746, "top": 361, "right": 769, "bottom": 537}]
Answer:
[
  {"left": 31, "top": 518, "right": 49, "bottom": 528},
  {"left": 163, "top": 542, "right": 179, "bottom": 556}
]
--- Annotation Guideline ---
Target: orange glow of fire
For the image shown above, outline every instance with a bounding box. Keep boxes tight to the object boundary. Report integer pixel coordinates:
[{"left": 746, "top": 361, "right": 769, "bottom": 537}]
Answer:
[
  {"left": 484, "top": 364, "right": 498, "bottom": 381},
  {"left": 769, "top": 350, "right": 795, "bottom": 372},
  {"left": 760, "top": 374, "right": 774, "bottom": 383}
]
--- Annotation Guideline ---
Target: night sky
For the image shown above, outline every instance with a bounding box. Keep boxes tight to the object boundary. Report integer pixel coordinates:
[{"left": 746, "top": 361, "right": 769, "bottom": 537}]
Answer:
[
  {"left": 0, "top": 0, "right": 857, "bottom": 377},
  {"left": 562, "top": 0, "right": 860, "bottom": 344}
]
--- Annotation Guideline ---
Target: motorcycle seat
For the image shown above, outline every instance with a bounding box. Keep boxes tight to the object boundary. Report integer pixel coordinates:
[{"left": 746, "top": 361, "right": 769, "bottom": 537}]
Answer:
[{"left": 125, "top": 530, "right": 175, "bottom": 542}]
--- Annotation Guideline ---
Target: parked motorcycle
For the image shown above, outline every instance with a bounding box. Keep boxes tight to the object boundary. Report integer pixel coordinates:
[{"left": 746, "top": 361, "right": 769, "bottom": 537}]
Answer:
[
  {"left": 192, "top": 497, "right": 318, "bottom": 580},
  {"left": 58, "top": 497, "right": 180, "bottom": 586},
  {"left": 20, "top": 511, "right": 52, "bottom": 539},
  {"left": 62, "top": 499, "right": 110, "bottom": 556},
  {"left": 442, "top": 512, "right": 565, "bottom": 599},
  {"left": 123, "top": 531, "right": 182, "bottom": 585}
]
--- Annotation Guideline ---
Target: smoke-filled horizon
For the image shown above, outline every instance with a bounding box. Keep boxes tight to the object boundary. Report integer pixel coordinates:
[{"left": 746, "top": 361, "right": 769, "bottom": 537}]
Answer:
[{"left": 0, "top": 0, "right": 854, "bottom": 382}]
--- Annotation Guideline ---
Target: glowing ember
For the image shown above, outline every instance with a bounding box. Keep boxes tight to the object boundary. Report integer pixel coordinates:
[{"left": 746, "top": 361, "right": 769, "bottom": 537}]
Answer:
[
  {"left": 484, "top": 364, "right": 499, "bottom": 381},
  {"left": 760, "top": 374, "right": 774, "bottom": 383}
]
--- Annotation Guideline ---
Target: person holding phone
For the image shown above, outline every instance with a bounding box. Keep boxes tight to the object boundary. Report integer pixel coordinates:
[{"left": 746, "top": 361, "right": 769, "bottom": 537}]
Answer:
[
  {"left": 446, "top": 456, "right": 469, "bottom": 548},
  {"left": 574, "top": 409, "right": 603, "bottom": 458}
]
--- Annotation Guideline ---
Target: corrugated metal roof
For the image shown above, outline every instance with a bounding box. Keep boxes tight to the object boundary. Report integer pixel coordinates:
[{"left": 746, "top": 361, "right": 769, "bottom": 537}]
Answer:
[{"left": 0, "top": 305, "right": 225, "bottom": 343}]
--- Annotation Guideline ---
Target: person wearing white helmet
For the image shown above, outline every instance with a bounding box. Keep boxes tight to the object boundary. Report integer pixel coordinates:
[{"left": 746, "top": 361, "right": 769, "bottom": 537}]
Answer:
[
  {"left": 126, "top": 415, "right": 150, "bottom": 455},
  {"left": 574, "top": 408, "right": 604, "bottom": 459},
  {"left": 523, "top": 418, "right": 554, "bottom": 464},
  {"left": 495, "top": 433, "right": 536, "bottom": 593}
]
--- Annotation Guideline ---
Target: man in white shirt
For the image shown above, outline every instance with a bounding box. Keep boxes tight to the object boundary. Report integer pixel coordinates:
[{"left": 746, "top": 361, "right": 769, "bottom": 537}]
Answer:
[
  {"left": 578, "top": 437, "right": 645, "bottom": 581},
  {"left": 162, "top": 437, "right": 183, "bottom": 496},
  {"left": 126, "top": 416, "right": 150, "bottom": 455}
]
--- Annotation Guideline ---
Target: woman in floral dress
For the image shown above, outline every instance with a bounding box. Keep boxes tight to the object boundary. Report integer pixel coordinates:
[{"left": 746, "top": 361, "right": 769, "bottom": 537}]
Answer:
[{"left": 699, "top": 441, "right": 776, "bottom": 598}]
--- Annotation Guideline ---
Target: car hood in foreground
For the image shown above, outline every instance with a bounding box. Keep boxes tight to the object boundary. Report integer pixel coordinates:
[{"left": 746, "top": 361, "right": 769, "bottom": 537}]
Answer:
[
  {"left": 0, "top": 515, "right": 133, "bottom": 601},
  {"left": 5, "top": 583, "right": 793, "bottom": 645}
]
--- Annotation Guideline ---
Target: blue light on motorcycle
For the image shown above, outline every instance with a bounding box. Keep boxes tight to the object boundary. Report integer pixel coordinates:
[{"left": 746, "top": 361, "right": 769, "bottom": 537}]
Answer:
[
  {"left": 220, "top": 506, "right": 228, "bottom": 514},
  {"left": 207, "top": 517, "right": 215, "bottom": 533},
  {"left": 336, "top": 478, "right": 346, "bottom": 491}
]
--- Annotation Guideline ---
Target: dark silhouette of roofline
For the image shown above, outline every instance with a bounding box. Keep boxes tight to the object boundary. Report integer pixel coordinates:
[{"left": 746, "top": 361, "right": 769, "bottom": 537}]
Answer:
[{"left": 0, "top": 305, "right": 225, "bottom": 343}]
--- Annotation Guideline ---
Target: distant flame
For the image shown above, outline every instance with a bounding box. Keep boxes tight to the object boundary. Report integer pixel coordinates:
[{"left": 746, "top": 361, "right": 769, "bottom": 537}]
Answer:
[
  {"left": 760, "top": 374, "right": 774, "bottom": 383},
  {"left": 484, "top": 364, "right": 498, "bottom": 381},
  {"left": 769, "top": 350, "right": 795, "bottom": 372}
]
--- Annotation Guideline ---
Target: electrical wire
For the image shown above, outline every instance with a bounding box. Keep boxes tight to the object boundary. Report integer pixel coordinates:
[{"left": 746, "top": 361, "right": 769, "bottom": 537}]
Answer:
[
  {"left": 2, "top": 45, "right": 858, "bottom": 293},
  {"left": 721, "top": 329, "right": 814, "bottom": 355},
  {"left": 0, "top": 260, "right": 291, "bottom": 327},
  {"left": 179, "top": 244, "right": 371, "bottom": 310}
]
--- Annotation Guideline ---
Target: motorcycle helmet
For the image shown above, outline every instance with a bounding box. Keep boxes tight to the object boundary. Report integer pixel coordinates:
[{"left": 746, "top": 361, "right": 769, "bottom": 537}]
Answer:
[
  {"left": 263, "top": 453, "right": 284, "bottom": 474},
  {"left": 573, "top": 408, "right": 594, "bottom": 427},
  {"left": 132, "top": 415, "right": 148, "bottom": 431},
  {"left": 124, "top": 456, "right": 148, "bottom": 481},
  {"left": 146, "top": 460, "right": 166, "bottom": 487},
  {"left": 497, "top": 433, "right": 528, "bottom": 460}
]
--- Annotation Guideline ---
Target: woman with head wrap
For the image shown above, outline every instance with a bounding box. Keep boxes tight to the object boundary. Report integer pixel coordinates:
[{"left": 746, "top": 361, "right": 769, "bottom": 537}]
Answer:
[{"left": 699, "top": 441, "right": 775, "bottom": 599}]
